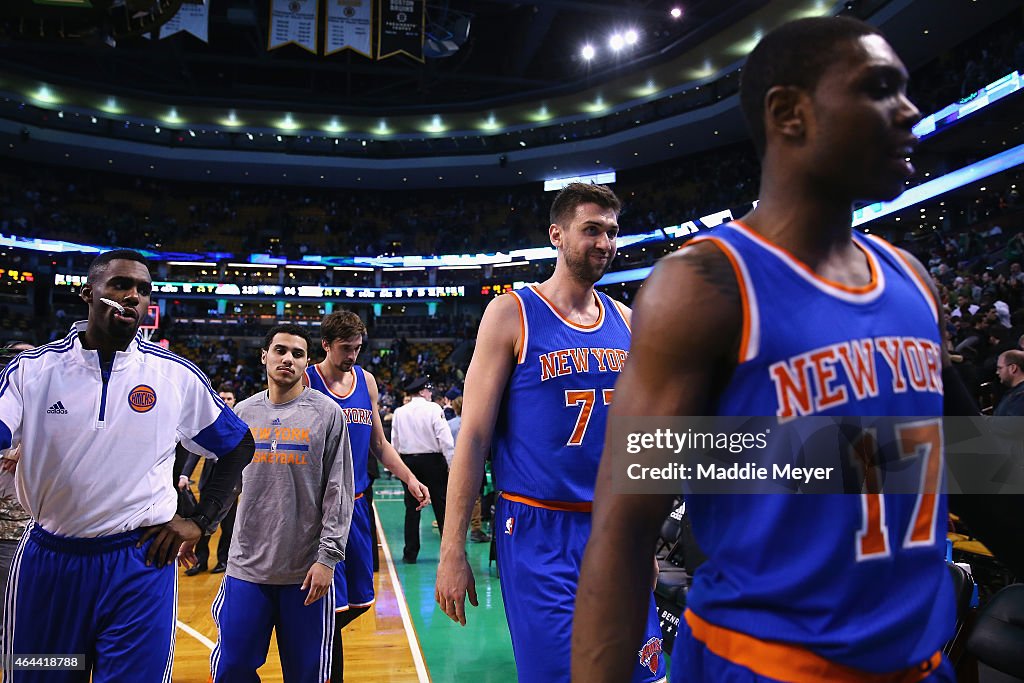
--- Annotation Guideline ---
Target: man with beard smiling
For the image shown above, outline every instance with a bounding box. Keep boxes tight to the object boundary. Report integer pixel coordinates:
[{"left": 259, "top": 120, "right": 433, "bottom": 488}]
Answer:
[
  {"left": 0, "top": 249, "right": 254, "bottom": 683},
  {"left": 435, "top": 183, "right": 666, "bottom": 683},
  {"left": 211, "top": 324, "right": 353, "bottom": 682}
]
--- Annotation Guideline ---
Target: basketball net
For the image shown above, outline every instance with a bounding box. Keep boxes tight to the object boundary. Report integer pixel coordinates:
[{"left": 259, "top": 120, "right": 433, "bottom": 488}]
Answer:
[{"left": 140, "top": 327, "right": 155, "bottom": 343}]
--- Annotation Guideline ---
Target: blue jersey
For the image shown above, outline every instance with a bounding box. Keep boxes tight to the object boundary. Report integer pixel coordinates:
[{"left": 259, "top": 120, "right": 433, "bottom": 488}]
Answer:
[
  {"left": 684, "top": 222, "right": 953, "bottom": 673},
  {"left": 493, "top": 285, "right": 631, "bottom": 502},
  {"left": 307, "top": 364, "right": 373, "bottom": 493}
]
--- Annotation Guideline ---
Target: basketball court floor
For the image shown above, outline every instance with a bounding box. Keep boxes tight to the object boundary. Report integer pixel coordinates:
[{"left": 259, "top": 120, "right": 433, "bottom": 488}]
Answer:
[{"left": 172, "top": 479, "right": 516, "bottom": 682}]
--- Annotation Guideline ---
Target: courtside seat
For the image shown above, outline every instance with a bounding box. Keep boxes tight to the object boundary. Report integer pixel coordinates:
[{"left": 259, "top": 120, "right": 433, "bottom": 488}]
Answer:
[
  {"left": 656, "top": 510, "right": 683, "bottom": 561},
  {"left": 655, "top": 568, "right": 689, "bottom": 605},
  {"left": 967, "top": 583, "right": 1024, "bottom": 679},
  {"left": 944, "top": 562, "right": 977, "bottom": 664},
  {"left": 949, "top": 562, "right": 975, "bottom": 625}
]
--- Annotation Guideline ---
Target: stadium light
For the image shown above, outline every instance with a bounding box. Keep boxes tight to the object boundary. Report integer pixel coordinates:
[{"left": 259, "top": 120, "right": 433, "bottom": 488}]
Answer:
[
  {"left": 670, "top": 7, "right": 683, "bottom": 19},
  {"left": 581, "top": 44, "right": 595, "bottom": 61},
  {"left": 624, "top": 29, "right": 639, "bottom": 45},
  {"left": 609, "top": 33, "right": 625, "bottom": 51}
]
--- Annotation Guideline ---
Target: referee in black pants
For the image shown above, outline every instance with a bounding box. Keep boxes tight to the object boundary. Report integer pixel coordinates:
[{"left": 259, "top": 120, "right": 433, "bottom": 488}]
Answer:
[{"left": 391, "top": 377, "right": 455, "bottom": 564}]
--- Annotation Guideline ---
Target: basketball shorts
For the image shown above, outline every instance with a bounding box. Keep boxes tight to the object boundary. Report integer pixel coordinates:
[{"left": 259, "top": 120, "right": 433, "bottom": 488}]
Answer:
[
  {"left": 671, "top": 609, "right": 956, "bottom": 683},
  {"left": 333, "top": 495, "right": 375, "bottom": 611},
  {"left": 211, "top": 575, "right": 335, "bottom": 683},
  {"left": 1, "top": 523, "right": 176, "bottom": 683},
  {"left": 495, "top": 495, "right": 667, "bottom": 683}
]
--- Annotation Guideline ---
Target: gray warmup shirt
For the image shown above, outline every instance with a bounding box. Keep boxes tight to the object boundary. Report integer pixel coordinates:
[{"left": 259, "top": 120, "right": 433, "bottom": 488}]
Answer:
[{"left": 228, "top": 387, "right": 355, "bottom": 585}]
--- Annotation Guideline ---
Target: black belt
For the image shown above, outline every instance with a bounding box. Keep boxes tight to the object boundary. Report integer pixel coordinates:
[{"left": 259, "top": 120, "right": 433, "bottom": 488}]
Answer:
[{"left": 402, "top": 452, "right": 441, "bottom": 457}]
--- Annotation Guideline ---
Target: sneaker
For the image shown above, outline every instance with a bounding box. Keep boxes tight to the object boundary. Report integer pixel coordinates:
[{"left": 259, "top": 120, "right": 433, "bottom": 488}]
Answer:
[
  {"left": 470, "top": 530, "right": 490, "bottom": 543},
  {"left": 184, "top": 564, "right": 207, "bottom": 577}
]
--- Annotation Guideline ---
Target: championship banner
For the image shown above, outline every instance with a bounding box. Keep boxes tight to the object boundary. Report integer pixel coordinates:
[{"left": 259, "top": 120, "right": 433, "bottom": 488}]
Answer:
[
  {"left": 377, "top": 0, "right": 424, "bottom": 62},
  {"left": 325, "top": 0, "right": 372, "bottom": 57},
  {"left": 269, "top": 0, "right": 318, "bottom": 54},
  {"left": 159, "top": 1, "right": 209, "bottom": 42}
]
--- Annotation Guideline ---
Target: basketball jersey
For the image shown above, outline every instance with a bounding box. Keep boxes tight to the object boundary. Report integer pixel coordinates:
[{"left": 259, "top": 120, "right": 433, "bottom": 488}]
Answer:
[
  {"left": 307, "top": 364, "right": 373, "bottom": 493},
  {"left": 493, "top": 284, "right": 631, "bottom": 502},
  {"left": 683, "top": 221, "right": 953, "bottom": 672}
]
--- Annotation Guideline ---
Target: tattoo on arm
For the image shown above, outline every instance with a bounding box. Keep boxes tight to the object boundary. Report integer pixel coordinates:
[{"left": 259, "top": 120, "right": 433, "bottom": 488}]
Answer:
[{"left": 681, "top": 243, "right": 741, "bottom": 305}]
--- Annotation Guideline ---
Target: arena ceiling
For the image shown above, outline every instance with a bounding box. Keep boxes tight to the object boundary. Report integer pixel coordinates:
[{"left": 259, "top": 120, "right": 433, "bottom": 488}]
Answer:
[
  {"left": 0, "top": 0, "right": 1019, "bottom": 189},
  {"left": 0, "top": 0, "right": 768, "bottom": 113}
]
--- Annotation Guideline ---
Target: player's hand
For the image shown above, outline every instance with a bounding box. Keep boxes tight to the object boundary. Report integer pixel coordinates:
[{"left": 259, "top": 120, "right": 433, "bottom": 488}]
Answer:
[
  {"left": 407, "top": 478, "right": 431, "bottom": 511},
  {"left": 1, "top": 444, "right": 22, "bottom": 474},
  {"left": 177, "top": 540, "right": 200, "bottom": 569},
  {"left": 177, "top": 475, "right": 190, "bottom": 491},
  {"left": 139, "top": 515, "right": 202, "bottom": 568},
  {"left": 435, "top": 552, "right": 478, "bottom": 626},
  {"left": 301, "top": 562, "right": 333, "bottom": 606}
]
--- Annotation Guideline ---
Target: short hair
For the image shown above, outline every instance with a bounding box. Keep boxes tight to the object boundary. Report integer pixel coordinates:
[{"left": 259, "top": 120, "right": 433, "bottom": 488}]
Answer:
[
  {"left": 451, "top": 395, "right": 463, "bottom": 416},
  {"left": 320, "top": 311, "right": 367, "bottom": 344},
  {"left": 87, "top": 249, "right": 151, "bottom": 283},
  {"left": 739, "top": 16, "right": 882, "bottom": 157},
  {"left": 216, "top": 383, "right": 235, "bottom": 395},
  {"left": 1001, "top": 350, "right": 1024, "bottom": 372},
  {"left": 549, "top": 183, "right": 622, "bottom": 226},
  {"left": 262, "top": 324, "right": 312, "bottom": 353}
]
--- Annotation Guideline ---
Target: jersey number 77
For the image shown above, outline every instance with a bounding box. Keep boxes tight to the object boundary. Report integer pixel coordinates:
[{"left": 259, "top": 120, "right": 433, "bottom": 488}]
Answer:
[{"left": 564, "top": 389, "right": 615, "bottom": 446}]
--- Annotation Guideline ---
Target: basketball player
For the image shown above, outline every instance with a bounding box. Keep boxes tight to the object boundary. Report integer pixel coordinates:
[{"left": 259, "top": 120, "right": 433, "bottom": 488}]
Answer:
[
  {"left": 305, "top": 310, "right": 430, "bottom": 683},
  {"left": 211, "top": 324, "right": 354, "bottom": 682},
  {"left": 572, "top": 17, "right": 957, "bottom": 682},
  {"left": 435, "top": 183, "right": 666, "bottom": 682},
  {"left": 0, "top": 249, "right": 254, "bottom": 683}
]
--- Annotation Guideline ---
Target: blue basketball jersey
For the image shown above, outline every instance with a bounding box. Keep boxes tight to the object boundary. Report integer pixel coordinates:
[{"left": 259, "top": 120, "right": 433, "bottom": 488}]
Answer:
[
  {"left": 493, "top": 285, "right": 631, "bottom": 502},
  {"left": 682, "top": 222, "right": 954, "bottom": 673},
  {"left": 307, "top": 364, "right": 373, "bottom": 493}
]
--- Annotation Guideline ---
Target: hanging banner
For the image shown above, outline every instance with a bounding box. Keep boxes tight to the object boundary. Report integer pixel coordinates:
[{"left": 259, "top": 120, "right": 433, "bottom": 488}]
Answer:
[
  {"left": 159, "top": 1, "right": 209, "bottom": 42},
  {"left": 377, "top": 0, "right": 424, "bottom": 62},
  {"left": 325, "top": 0, "right": 373, "bottom": 57},
  {"left": 269, "top": 0, "right": 318, "bottom": 54}
]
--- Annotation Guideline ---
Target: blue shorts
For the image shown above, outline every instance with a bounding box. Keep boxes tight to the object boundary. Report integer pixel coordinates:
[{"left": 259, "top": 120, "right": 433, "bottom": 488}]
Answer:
[
  {"left": 670, "top": 610, "right": 956, "bottom": 683},
  {"left": 1, "top": 523, "right": 176, "bottom": 683},
  {"left": 333, "top": 495, "right": 375, "bottom": 611},
  {"left": 211, "top": 575, "right": 335, "bottom": 682},
  {"left": 496, "top": 496, "right": 667, "bottom": 683}
]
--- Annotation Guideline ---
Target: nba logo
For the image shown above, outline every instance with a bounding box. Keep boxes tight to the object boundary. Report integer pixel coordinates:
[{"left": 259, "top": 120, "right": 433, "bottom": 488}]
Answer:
[{"left": 504, "top": 517, "right": 515, "bottom": 536}]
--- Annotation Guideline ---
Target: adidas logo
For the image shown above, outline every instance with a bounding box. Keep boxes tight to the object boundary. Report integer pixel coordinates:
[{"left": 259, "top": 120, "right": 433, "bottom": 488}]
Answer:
[
  {"left": 46, "top": 401, "right": 68, "bottom": 415},
  {"left": 271, "top": 418, "right": 282, "bottom": 426}
]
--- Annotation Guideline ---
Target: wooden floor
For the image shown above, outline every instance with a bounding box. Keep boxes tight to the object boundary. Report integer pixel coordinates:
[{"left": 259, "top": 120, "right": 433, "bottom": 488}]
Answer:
[{"left": 172, "top": 503, "right": 424, "bottom": 683}]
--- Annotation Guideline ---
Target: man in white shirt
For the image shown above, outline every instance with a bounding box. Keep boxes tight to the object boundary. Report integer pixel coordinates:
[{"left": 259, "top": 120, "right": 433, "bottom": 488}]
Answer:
[
  {"left": 391, "top": 377, "right": 454, "bottom": 563},
  {"left": 0, "top": 249, "right": 254, "bottom": 683}
]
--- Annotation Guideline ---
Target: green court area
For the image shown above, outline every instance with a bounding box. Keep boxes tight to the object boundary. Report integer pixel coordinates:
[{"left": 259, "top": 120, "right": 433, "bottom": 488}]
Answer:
[{"left": 374, "top": 480, "right": 518, "bottom": 682}]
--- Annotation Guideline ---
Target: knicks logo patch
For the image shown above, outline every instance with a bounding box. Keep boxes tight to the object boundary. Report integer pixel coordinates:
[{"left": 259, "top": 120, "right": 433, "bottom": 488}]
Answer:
[
  {"left": 127, "top": 385, "right": 157, "bottom": 413},
  {"left": 638, "top": 636, "right": 663, "bottom": 674},
  {"left": 504, "top": 517, "right": 515, "bottom": 536}
]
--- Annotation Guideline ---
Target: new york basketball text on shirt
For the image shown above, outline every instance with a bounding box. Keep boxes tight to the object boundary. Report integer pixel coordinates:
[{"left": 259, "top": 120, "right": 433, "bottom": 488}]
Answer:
[
  {"left": 538, "top": 347, "right": 629, "bottom": 382},
  {"left": 770, "top": 336, "right": 943, "bottom": 419}
]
